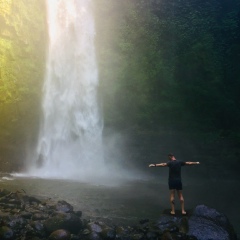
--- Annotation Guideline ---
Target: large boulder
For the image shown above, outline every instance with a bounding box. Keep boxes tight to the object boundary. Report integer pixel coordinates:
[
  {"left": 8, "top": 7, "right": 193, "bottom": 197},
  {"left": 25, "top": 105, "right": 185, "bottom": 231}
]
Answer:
[
  {"left": 48, "top": 229, "right": 71, "bottom": 240},
  {"left": 44, "top": 212, "right": 82, "bottom": 234},
  {"left": 55, "top": 200, "right": 73, "bottom": 213},
  {"left": 188, "top": 205, "right": 237, "bottom": 240},
  {"left": 0, "top": 226, "right": 14, "bottom": 240}
]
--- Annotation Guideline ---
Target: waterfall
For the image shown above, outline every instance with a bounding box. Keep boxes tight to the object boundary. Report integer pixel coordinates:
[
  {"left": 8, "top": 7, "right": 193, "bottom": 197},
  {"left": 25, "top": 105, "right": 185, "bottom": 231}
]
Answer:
[{"left": 28, "top": 0, "right": 104, "bottom": 179}]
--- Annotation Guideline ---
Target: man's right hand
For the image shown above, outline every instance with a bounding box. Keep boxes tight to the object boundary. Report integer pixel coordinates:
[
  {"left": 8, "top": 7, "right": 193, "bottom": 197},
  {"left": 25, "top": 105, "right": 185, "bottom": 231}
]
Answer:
[{"left": 149, "top": 164, "right": 155, "bottom": 167}]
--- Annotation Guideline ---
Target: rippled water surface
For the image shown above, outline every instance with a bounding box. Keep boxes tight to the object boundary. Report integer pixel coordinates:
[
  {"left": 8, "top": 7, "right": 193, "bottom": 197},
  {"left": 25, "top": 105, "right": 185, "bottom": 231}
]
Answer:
[{"left": 0, "top": 173, "right": 239, "bottom": 236}]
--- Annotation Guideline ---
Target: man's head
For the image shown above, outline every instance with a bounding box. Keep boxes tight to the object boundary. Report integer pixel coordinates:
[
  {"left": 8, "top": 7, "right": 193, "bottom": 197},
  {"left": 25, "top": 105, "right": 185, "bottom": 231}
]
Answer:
[{"left": 168, "top": 153, "right": 176, "bottom": 160}]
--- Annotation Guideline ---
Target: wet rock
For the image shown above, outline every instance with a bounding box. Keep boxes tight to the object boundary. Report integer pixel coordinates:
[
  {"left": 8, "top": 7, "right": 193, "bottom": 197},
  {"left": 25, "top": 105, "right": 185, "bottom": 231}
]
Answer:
[
  {"left": 131, "top": 233, "right": 144, "bottom": 239},
  {"left": 146, "top": 231, "right": 158, "bottom": 239},
  {"left": 179, "top": 217, "right": 189, "bottom": 234},
  {"left": 44, "top": 212, "right": 82, "bottom": 234},
  {"left": 139, "top": 218, "right": 149, "bottom": 224},
  {"left": 115, "top": 226, "right": 125, "bottom": 235},
  {"left": 37, "top": 204, "right": 48, "bottom": 212},
  {"left": 8, "top": 199, "right": 21, "bottom": 204},
  {"left": 193, "top": 205, "right": 232, "bottom": 228},
  {"left": 32, "top": 212, "right": 49, "bottom": 220},
  {"left": 0, "top": 212, "right": 9, "bottom": 219},
  {"left": 23, "top": 223, "right": 40, "bottom": 239},
  {"left": 20, "top": 211, "right": 32, "bottom": 219},
  {"left": 31, "top": 220, "right": 45, "bottom": 233},
  {"left": 100, "top": 227, "right": 116, "bottom": 239},
  {"left": 188, "top": 216, "right": 231, "bottom": 240},
  {"left": 0, "top": 226, "right": 14, "bottom": 239},
  {"left": 161, "top": 231, "right": 173, "bottom": 240},
  {"left": 156, "top": 215, "right": 179, "bottom": 233},
  {"left": 188, "top": 205, "right": 237, "bottom": 240},
  {"left": 88, "top": 231, "right": 102, "bottom": 240},
  {"left": 0, "top": 189, "right": 11, "bottom": 197},
  {"left": 115, "top": 226, "right": 134, "bottom": 240},
  {"left": 5, "top": 215, "right": 27, "bottom": 232},
  {"left": 75, "top": 210, "right": 82, "bottom": 217},
  {"left": 88, "top": 222, "right": 103, "bottom": 234},
  {"left": 56, "top": 200, "right": 73, "bottom": 213},
  {"left": 22, "top": 195, "right": 41, "bottom": 205},
  {"left": 187, "top": 236, "right": 198, "bottom": 240},
  {"left": 70, "top": 234, "right": 81, "bottom": 240},
  {"left": 82, "top": 218, "right": 89, "bottom": 228},
  {"left": 34, "top": 221, "right": 44, "bottom": 231},
  {"left": 49, "top": 229, "right": 71, "bottom": 240},
  {"left": 82, "top": 228, "right": 91, "bottom": 235}
]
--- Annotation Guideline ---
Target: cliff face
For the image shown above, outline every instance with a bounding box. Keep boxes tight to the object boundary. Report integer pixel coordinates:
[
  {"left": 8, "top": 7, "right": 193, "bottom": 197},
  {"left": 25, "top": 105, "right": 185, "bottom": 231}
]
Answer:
[{"left": 0, "top": 0, "right": 47, "bottom": 171}]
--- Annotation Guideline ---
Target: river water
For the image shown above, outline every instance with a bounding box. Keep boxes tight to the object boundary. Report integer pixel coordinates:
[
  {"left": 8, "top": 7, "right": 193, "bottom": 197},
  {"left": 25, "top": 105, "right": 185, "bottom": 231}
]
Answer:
[{"left": 0, "top": 173, "right": 239, "bottom": 237}]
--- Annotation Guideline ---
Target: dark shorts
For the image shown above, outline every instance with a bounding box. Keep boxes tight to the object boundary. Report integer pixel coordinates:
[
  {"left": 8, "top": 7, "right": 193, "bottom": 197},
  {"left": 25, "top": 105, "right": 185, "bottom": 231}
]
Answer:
[{"left": 168, "top": 179, "right": 182, "bottom": 190}]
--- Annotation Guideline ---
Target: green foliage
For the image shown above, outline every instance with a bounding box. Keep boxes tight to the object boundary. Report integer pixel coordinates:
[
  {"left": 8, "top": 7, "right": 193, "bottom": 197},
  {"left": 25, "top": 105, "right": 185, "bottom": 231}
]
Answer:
[
  {"left": 0, "top": 0, "right": 46, "bottom": 170},
  {"left": 95, "top": 0, "right": 170, "bottom": 128},
  {"left": 94, "top": 0, "right": 240, "bottom": 140}
]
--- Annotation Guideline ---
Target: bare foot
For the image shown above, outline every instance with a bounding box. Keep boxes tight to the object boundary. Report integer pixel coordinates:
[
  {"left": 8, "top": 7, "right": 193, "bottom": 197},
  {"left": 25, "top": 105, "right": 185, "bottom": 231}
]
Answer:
[
  {"left": 182, "top": 211, "right": 187, "bottom": 215},
  {"left": 170, "top": 211, "right": 175, "bottom": 215}
]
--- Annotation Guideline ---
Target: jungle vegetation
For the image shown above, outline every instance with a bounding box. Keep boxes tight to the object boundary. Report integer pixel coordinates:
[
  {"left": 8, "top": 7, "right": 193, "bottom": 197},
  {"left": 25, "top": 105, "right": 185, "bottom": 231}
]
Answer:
[{"left": 95, "top": 0, "right": 240, "bottom": 137}]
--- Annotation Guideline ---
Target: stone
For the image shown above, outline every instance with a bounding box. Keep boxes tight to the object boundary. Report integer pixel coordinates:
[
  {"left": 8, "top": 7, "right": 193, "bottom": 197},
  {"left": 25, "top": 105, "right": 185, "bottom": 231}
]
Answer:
[
  {"left": 0, "top": 189, "right": 11, "bottom": 197},
  {"left": 156, "top": 215, "right": 179, "bottom": 233},
  {"left": 55, "top": 200, "right": 73, "bottom": 213},
  {"left": 20, "top": 211, "right": 32, "bottom": 219},
  {"left": 100, "top": 227, "right": 116, "bottom": 239},
  {"left": 44, "top": 212, "right": 82, "bottom": 234},
  {"left": 32, "top": 213, "right": 49, "bottom": 220},
  {"left": 179, "top": 217, "right": 189, "bottom": 233},
  {"left": 0, "top": 226, "right": 14, "bottom": 239},
  {"left": 31, "top": 220, "right": 45, "bottom": 232},
  {"left": 48, "top": 229, "right": 71, "bottom": 240},
  {"left": 188, "top": 205, "right": 237, "bottom": 240},
  {"left": 75, "top": 210, "right": 82, "bottom": 217},
  {"left": 88, "top": 222, "right": 103, "bottom": 233}
]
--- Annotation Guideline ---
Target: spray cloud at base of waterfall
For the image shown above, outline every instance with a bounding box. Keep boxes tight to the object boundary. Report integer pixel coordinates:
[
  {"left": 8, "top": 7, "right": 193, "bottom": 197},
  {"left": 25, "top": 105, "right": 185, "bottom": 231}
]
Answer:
[{"left": 22, "top": 0, "right": 145, "bottom": 183}]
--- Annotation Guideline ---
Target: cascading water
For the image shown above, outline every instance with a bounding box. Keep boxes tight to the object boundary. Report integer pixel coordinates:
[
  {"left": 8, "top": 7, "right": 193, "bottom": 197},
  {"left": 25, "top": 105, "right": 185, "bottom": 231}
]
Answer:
[{"left": 28, "top": 0, "right": 105, "bottom": 180}]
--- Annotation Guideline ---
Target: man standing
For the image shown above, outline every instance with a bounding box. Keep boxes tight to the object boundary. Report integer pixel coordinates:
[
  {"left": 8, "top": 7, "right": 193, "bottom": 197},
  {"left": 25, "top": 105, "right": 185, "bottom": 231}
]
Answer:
[{"left": 149, "top": 153, "right": 200, "bottom": 215}]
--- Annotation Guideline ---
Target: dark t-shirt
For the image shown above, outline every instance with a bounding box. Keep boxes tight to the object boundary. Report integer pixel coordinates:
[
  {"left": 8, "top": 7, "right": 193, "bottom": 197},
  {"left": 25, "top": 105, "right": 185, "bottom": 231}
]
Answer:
[{"left": 167, "top": 160, "right": 186, "bottom": 180}]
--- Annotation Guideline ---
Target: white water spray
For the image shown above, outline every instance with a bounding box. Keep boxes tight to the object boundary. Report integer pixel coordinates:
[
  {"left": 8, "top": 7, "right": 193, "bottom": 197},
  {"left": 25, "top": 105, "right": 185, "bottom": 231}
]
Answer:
[{"left": 28, "top": 0, "right": 105, "bottom": 180}]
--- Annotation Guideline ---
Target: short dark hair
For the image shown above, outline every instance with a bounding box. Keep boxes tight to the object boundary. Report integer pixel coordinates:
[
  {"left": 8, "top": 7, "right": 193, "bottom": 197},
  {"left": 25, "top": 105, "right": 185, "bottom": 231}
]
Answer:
[{"left": 168, "top": 153, "right": 174, "bottom": 157}]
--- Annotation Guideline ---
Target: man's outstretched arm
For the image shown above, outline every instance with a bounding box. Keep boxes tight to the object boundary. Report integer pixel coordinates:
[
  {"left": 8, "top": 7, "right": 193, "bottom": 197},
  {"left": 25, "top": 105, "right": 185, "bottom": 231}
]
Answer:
[
  {"left": 149, "top": 163, "right": 167, "bottom": 167},
  {"left": 185, "top": 162, "right": 200, "bottom": 165}
]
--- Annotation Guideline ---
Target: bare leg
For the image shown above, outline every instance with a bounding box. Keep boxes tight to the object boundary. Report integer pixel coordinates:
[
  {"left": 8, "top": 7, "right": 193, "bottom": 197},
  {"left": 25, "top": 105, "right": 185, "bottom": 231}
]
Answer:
[
  {"left": 177, "top": 190, "right": 186, "bottom": 214},
  {"left": 170, "top": 190, "right": 175, "bottom": 214}
]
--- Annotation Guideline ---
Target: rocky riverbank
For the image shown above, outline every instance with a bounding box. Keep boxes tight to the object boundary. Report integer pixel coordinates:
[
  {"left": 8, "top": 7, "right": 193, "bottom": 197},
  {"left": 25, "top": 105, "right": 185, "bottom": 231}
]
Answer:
[{"left": 0, "top": 188, "right": 237, "bottom": 240}]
